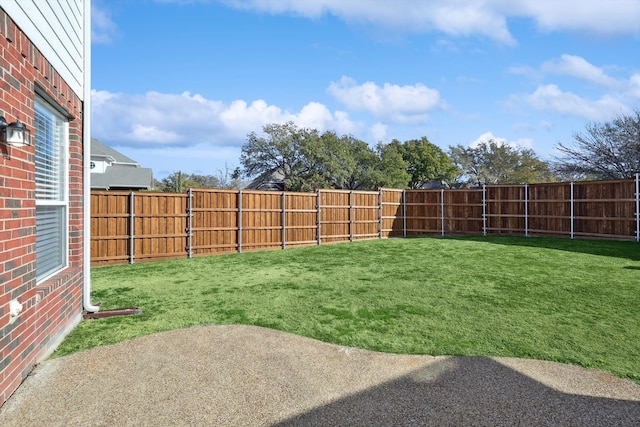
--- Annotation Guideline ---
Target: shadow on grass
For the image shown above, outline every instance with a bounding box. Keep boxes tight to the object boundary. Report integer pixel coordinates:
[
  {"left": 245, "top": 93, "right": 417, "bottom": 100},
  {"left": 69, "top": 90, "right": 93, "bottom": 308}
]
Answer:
[{"left": 455, "top": 235, "right": 640, "bottom": 262}]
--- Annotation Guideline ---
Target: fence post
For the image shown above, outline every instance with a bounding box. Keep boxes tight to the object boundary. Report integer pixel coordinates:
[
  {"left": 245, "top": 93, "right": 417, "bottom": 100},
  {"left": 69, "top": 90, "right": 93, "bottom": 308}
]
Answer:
[
  {"left": 379, "top": 189, "right": 383, "bottom": 239},
  {"left": 636, "top": 173, "right": 640, "bottom": 242},
  {"left": 317, "top": 189, "right": 322, "bottom": 246},
  {"left": 402, "top": 190, "right": 407, "bottom": 238},
  {"left": 129, "top": 192, "right": 135, "bottom": 264},
  {"left": 350, "top": 191, "right": 355, "bottom": 242},
  {"left": 282, "top": 191, "right": 287, "bottom": 250},
  {"left": 187, "top": 188, "right": 193, "bottom": 258},
  {"left": 237, "top": 190, "right": 243, "bottom": 253},
  {"left": 570, "top": 182, "right": 575, "bottom": 239},
  {"left": 441, "top": 188, "right": 445, "bottom": 236},
  {"left": 524, "top": 184, "right": 529, "bottom": 237},
  {"left": 482, "top": 185, "right": 487, "bottom": 236}
]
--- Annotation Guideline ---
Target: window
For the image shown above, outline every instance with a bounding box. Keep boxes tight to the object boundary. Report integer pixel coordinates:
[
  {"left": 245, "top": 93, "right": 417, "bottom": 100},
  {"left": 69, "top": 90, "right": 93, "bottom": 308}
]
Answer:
[{"left": 35, "top": 96, "right": 68, "bottom": 282}]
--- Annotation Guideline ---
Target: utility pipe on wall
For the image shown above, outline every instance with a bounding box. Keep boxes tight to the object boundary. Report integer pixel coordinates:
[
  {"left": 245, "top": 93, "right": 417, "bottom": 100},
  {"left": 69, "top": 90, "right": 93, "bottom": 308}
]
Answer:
[{"left": 83, "top": 0, "right": 99, "bottom": 312}]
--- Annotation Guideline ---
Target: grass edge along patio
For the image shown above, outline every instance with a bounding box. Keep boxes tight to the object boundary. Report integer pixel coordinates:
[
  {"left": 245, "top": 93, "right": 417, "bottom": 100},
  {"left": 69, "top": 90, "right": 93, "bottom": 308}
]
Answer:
[{"left": 58, "top": 235, "right": 640, "bottom": 385}]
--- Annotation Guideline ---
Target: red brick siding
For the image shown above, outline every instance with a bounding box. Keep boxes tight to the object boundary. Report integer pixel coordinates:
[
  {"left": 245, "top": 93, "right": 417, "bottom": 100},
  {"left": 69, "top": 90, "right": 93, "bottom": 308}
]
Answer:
[{"left": 0, "top": 8, "right": 85, "bottom": 405}]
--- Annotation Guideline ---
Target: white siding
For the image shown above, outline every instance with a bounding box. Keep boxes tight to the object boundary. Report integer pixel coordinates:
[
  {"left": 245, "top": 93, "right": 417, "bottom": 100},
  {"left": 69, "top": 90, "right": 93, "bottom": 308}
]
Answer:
[{"left": 0, "top": 0, "right": 86, "bottom": 98}]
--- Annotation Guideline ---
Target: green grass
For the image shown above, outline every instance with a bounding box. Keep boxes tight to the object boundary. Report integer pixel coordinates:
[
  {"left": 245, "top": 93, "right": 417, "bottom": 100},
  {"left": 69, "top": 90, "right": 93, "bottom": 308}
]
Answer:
[{"left": 53, "top": 236, "right": 640, "bottom": 383}]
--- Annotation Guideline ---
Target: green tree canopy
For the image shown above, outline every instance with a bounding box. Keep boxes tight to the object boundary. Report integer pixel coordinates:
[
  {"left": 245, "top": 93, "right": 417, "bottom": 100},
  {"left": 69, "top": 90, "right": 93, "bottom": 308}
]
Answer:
[
  {"left": 449, "top": 140, "right": 553, "bottom": 187},
  {"left": 374, "top": 141, "right": 410, "bottom": 189},
  {"left": 159, "top": 171, "right": 200, "bottom": 192},
  {"left": 239, "top": 122, "right": 319, "bottom": 191},
  {"left": 239, "top": 122, "right": 382, "bottom": 191},
  {"left": 313, "top": 133, "right": 380, "bottom": 190},
  {"left": 398, "top": 137, "right": 458, "bottom": 189},
  {"left": 239, "top": 122, "right": 458, "bottom": 191},
  {"left": 157, "top": 169, "right": 244, "bottom": 192}
]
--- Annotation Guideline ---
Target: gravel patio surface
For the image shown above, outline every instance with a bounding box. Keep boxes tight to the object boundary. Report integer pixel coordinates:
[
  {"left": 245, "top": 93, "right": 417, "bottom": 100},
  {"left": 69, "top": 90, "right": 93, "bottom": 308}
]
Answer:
[{"left": 1, "top": 324, "right": 639, "bottom": 426}]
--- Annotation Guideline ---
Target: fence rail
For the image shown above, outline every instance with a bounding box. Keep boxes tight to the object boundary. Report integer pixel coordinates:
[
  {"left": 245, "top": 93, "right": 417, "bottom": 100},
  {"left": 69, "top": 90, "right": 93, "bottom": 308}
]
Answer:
[{"left": 91, "top": 176, "right": 640, "bottom": 265}]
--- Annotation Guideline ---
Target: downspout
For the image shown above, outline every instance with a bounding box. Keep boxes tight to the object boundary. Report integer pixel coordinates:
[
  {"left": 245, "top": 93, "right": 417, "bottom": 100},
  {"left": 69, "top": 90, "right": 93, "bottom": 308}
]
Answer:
[{"left": 83, "top": 0, "right": 99, "bottom": 312}]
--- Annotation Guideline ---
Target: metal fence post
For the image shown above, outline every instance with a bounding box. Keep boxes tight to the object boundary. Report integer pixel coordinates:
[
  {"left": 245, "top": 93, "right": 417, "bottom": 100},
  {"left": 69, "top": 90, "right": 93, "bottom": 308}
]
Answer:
[
  {"left": 187, "top": 188, "right": 193, "bottom": 258},
  {"left": 317, "top": 189, "right": 322, "bottom": 246},
  {"left": 237, "top": 190, "right": 243, "bottom": 253},
  {"left": 636, "top": 173, "right": 640, "bottom": 242},
  {"left": 402, "top": 190, "right": 407, "bottom": 238},
  {"left": 379, "top": 189, "right": 383, "bottom": 239},
  {"left": 570, "top": 182, "right": 575, "bottom": 239},
  {"left": 282, "top": 191, "right": 287, "bottom": 250},
  {"left": 482, "top": 185, "right": 487, "bottom": 236},
  {"left": 441, "top": 188, "right": 445, "bottom": 236},
  {"left": 524, "top": 184, "right": 529, "bottom": 237},
  {"left": 129, "top": 191, "right": 135, "bottom": 264},
  {"left": 350, "top": 191, "right": 354, "bottom": 242}
]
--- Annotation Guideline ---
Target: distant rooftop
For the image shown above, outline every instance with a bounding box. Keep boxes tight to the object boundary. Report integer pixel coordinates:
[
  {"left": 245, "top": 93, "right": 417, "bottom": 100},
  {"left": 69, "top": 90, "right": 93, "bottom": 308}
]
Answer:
[{"left": 90, "top": 138, "right": 153, "bottom": 191}]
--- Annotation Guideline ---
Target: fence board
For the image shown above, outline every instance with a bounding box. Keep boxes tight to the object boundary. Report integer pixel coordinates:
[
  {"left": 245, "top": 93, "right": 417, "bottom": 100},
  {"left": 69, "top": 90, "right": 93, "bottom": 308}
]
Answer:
[
  {"left": 381, "top": 189, "right": 404, "bottom": 237},
  {"left": 91, "top": 178, "right": 639, "bottom": 265},
  {"left": 91, "top": 191, "right": 130, "bottom": 264},
  {"left": 444, "top": 189, "right": 483, "bottom": 235},
  {"left": 285, "top": 192, "right": 318, "bottom": 248},
  {"left": 485, "top": 185, "right": 526, "bottom": 235}
]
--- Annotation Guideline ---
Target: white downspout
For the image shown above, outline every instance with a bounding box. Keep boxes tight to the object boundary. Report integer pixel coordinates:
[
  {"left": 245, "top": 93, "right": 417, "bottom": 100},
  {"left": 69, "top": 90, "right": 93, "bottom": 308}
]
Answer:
[{"left": 83, "top": 0, "right": 99, "bottom": 312}]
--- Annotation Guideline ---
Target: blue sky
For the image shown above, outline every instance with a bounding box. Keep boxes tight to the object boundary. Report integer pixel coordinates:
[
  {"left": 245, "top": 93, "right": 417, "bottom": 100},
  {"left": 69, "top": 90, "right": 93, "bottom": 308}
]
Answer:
[{"left": 91, "top": 0, "right": 640, "bottom": 181}]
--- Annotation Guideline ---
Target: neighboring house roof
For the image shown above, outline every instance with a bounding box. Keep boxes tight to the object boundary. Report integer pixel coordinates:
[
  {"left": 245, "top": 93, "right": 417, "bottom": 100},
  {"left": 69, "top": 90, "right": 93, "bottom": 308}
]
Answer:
[
  {"left": 92, "top": 138, "right": 139, "bottom": 164},
  {"left": 91, "top": 138, "right": 153, "bottom": 190},
  {"left": 246, "top": 169, "right": 286, "bottom": 191}
]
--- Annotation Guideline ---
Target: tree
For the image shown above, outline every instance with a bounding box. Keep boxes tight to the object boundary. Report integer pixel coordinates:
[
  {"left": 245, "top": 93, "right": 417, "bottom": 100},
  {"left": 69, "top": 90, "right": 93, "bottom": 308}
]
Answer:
[
  {"left": 554, "top": 110, "right": 640, "bottom": 180},
  {"left": 189, "top": 174, "right": 221, "bottom": 188},
  {"left": 239, "top": 123, "right": 458, "bottom": 191},
  {"left": 449, "top": 140, "right": 553, "bottom": 187},
  {"left": 340, "top": 136, "right": 380, "bottom": 190},
  {"left": 371, "top": 138, "right": 457, "bottom": 189},
  {"left": 239, "top": 123, "right": 381, "bottom": 191},
  {"left": 312, "top": 132, "right": 380, "bottom": 190},
  {"left": 158, "top": 171, "right": 237, "bottom": 192},
  {"left": 215, "top": 164, "right": 245, "bottom": 189},
  {"left": 160, "top": 171, "right": 197, "bottom": 192},
  {"left": 239, "top": 122, "right": 318, "bottom": 191},
  {"left": 399, "top": 137, "right": 458, "bottom": 188},
  {"left": 375, "top": 141, "right": 410, "bottom": 189}
]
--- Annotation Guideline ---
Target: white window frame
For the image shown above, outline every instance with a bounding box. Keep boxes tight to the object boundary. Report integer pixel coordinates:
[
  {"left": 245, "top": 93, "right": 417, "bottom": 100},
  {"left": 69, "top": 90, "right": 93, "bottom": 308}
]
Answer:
[{"left": 35, "top": 95, "right": 69, "bottom": 283}]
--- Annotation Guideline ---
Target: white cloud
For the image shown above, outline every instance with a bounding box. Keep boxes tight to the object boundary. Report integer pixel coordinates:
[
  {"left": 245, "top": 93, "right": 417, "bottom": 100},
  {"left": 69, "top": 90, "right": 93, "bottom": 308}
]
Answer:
[
  {"left": 509, "top": 55, "right": 640, "bottom": 119},
  {"left": 91, "top": 3, "right": 119, "bottom": 44},
  {"left": 514, "top": 0, "right": 640, "bottom": 35},
  {"left": 541, "top": 54, "right": 620, "bottom": 88},
  {"left": 327, "top": 76, "right": 442, "bottom": 124},
  {"left": 470, "top": 132, "right": 533, "bottom": 150},
  {"left": 370, "top": 123, "right": 388, "bottom": 143},
  {"left": 630, "top": 74, "right": 640, "bottom": 98},
  {"left": 90, "top": 90, "right": 360, "bottom": 148},
  {"left": 221, "top": 0, "right": 515, "bottom": 44},
  {"left": 539, "top": 120, "right": 555, "bottom": 132},
  {"left": 296, "top": 102, "right": 362, "bottom": 136},
  {"left": 219, "top": 99, "right": 290, "bottom": 136},
  {"left": 512, "top": 84, "right": 629, "bottom": 121},
  {"left": 218, "top": 0, "right": 640, "bottom": 44}
]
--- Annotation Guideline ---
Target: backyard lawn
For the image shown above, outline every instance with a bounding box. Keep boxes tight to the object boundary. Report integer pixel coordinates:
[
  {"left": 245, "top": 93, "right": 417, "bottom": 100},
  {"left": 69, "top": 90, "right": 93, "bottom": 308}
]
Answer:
[{"left": 54, "top": 236, "right": 640, "bottom": 383}]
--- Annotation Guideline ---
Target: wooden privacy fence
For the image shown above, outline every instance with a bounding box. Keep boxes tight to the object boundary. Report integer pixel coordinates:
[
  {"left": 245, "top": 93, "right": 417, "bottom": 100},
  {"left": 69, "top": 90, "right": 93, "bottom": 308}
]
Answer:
[{"left": 91, "top": 176, "right": 640, "bottom": 265}]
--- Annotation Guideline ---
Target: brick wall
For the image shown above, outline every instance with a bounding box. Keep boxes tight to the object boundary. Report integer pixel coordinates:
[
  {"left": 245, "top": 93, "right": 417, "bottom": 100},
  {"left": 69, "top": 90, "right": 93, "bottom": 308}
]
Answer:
[{"left": 0, "top": 9, "right": 85, "bottom": 405}]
